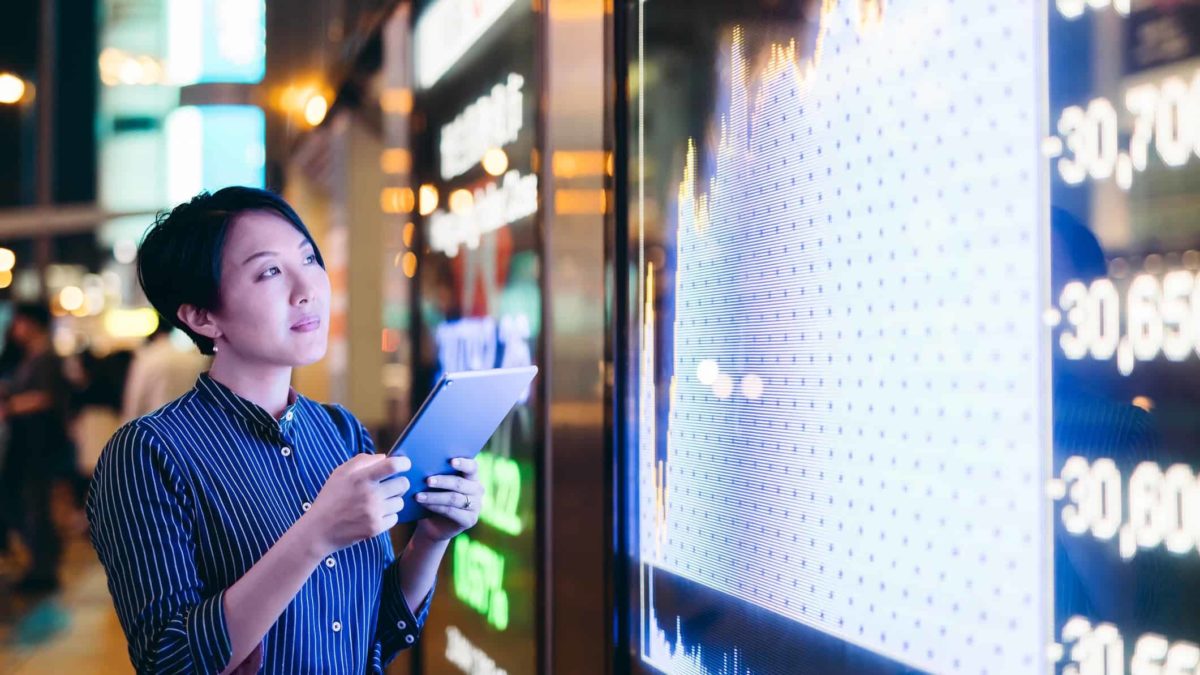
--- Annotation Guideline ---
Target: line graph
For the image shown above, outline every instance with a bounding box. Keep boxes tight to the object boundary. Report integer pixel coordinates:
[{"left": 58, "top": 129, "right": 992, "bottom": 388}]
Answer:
[{"left": 636, "top": 1, "right": 1050, "bottom": 673}]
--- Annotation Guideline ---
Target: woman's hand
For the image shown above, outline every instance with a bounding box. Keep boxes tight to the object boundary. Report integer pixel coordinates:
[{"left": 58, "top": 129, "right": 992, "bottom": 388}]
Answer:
[
  {"left": 414, "top": 457, "right": 484, "bottom": 542},
  {"left": 301, "top": 453, "right": 411, "bottom": 557}
]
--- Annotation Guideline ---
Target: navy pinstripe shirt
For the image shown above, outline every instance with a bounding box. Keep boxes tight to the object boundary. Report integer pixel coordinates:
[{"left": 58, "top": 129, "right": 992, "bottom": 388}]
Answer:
[{"left": 87, "top": 374, "right": 431, "bottom": 674}]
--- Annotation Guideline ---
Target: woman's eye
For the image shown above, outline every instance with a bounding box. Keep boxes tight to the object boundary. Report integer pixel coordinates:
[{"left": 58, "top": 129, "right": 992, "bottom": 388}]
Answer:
[
  {"left": 260, "top": 266, "right": 281, "bottom": 279},
  {"left": 303, "top": 254, "right": 317, "bottom": 264}
]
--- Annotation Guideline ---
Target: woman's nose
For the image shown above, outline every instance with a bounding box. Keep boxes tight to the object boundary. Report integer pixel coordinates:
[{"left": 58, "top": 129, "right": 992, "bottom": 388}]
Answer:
[{"left": 293, "top": 278, "right": 313, "bottom": 305}]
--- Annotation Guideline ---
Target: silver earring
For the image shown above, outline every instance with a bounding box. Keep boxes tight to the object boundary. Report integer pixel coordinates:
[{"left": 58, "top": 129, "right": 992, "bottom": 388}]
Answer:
[{"left": 212, "top": 345, "right": 219, "bottom": 353}]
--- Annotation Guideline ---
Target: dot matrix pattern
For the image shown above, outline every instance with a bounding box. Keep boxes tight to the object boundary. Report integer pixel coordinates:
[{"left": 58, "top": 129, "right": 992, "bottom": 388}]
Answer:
[{"left": 640, "top": 3, "right": 1047, "bottom": 674}]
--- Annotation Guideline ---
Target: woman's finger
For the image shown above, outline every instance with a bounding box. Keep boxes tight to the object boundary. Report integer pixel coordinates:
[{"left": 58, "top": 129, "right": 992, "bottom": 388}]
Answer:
[
  {"left": 360, "top": 455, "right": 411, "bottom": 480},
  {"left": 416, "top": 490, "right": 473, "bottom": 509},
  {"left": 377, "top": 476, "right": 410, "bottom": 499},
  {"left": 423, "top": 503, "right": 477, "bottom": 525},
  {"left": 426, "top": 474, "right": 483, "bottom": 495},
  {"left": 375, "top": 512, "right": 399, "bottom": 534},
  {"left": 450, "top": 457, "right": 478, "bottom": 477},
  {"left": 382, "top": 493, "right": 406, "bottom": 512}
]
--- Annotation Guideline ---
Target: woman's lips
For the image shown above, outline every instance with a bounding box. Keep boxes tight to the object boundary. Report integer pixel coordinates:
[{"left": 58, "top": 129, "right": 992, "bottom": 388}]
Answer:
[{"left": 291, "top": 317, "right": 321, "bottom": 332}]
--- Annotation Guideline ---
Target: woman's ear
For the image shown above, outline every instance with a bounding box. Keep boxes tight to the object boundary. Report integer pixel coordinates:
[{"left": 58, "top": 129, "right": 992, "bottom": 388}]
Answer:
[{"left": 176, "top": 304, "right": 222, "bottom": 342}]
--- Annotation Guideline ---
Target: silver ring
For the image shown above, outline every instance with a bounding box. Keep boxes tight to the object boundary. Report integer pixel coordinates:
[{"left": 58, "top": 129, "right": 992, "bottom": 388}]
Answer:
[{"left": 465, "top": 495, "right": 472, "bottom": 509}]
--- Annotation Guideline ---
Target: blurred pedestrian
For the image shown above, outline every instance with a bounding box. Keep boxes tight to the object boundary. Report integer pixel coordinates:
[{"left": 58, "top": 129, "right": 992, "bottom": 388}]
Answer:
[
  {"left": 121, "top": 321, "right": 208, "bottom": 422},
  {"left": 69, "top": 349, "right": 132, "bottom": 503},
  {"left": 0, "top": 322, "right": 25, "bottom": 568},
  {"left": 2, "top": 302, "right": 69, "bottom": 593}
]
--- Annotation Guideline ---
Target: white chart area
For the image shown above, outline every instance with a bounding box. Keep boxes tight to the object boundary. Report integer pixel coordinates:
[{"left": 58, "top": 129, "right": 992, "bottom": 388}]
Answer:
[{"left": 638, "top": 2, "right": 1048, "bottom": 673}]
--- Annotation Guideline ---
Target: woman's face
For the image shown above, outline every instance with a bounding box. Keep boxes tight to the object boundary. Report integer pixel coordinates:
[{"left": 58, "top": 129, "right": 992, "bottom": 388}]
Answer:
[{"left": 209, "top": 210, "right": 330, "bottom": 368}]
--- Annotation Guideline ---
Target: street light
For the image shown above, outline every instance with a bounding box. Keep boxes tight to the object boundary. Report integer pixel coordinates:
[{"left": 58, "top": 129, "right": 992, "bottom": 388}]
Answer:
[
  {"left": 303, "top": 93, "right": 328, "bottom": 127},
  {"left": 482, "top": 148, "right": 509, "bottom": 176},
  {"left": 0, "top": 73, "right": 26, "bottom": 104}
]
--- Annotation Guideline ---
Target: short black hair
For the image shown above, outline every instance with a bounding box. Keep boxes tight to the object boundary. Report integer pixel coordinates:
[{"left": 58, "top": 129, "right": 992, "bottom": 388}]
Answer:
[
  {"left": 136, "top": 187, "right": 325, "bottom": 355},
  {"left": 12, "top": 302, "right": 52, "bottom": 331}
]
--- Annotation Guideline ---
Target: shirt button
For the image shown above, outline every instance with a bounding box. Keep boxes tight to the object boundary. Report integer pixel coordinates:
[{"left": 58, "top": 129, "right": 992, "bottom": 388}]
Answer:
[
  {"left": 285, "top": 410, "right": 294, "bottom": 422},
  {"left": 325, "top": 557, "right": 336, "bottom": 568},
  {"left": 405, "top": 634, "right": 415, "bottom": 644},
  {"left": 281, "top": 446, "right": 292, "bottom": 457},
  {"left": 396, "top": 620, "right": 407, "bottom": 630},
  {"left": 332, "top": 621, "right": 342, "bottom": 633},
  {"left": 302, "top": 502, "right": 311, "bottom": 512}
]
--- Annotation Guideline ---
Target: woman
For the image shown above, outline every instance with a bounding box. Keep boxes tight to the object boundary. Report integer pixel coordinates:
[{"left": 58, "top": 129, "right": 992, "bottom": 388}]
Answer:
[{"left": 87, "top": 187, "right": 483, "bottom": 674}]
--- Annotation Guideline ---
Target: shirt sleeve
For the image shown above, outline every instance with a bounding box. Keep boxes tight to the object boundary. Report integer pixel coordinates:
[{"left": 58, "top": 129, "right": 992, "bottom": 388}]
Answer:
[
  {"left": 342, "top": 409, "right": 435, "bottom": 664},
  {"left": 375, "top": 539, "right": 436, "bottom": 664},
  {"left": 87, "top": 422, "right": 234, "bottom": 674}
]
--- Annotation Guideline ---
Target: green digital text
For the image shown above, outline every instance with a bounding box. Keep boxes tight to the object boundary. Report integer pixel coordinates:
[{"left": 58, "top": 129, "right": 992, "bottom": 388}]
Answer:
[
  {"left": 453, "top": 534, "right": 510, "bottom": 631},
  {"left": 476, "top": 450, "right": 523, "bottom": 536}
]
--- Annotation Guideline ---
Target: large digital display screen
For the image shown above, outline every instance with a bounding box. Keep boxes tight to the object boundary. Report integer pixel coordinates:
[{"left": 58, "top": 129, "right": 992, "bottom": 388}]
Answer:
[
  {"left": 411, "top": 2, "right": 540, "bottom": 673},
  {"left": 166, "top": 0, "right": 266, "bottom": 85},
  {"left": 164, "top": 105, "right": 265, "bottom": 206},
  {"left": 622, "top": 0, "right": 1200, "bottom": 673}
]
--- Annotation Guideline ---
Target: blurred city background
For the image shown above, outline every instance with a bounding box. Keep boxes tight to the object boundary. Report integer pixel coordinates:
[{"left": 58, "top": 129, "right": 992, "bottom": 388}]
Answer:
[
  {"left": 0, "top": 0, "right": 607, "bottom": 673},
  {"left": 3, "top": 1, "right": 1200, "bottom": 674}
]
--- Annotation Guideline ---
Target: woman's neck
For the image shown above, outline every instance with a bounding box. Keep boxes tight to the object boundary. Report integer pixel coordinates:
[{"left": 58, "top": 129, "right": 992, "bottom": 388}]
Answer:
[{"left": 207, "top": 355, "right": 294, "bottom": 419}]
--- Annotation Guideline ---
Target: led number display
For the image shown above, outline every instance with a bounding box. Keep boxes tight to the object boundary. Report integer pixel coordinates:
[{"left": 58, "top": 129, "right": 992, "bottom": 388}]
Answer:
[{"left": 1048, "top": 0, "right": 1200, "bottom": 669}]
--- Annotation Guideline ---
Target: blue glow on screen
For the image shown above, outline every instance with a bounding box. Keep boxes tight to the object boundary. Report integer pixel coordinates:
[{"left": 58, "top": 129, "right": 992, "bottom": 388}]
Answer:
[
  {"left": 168, "top": 0, "right": 266, "bottom": 85},
  {"left": 201, "top": 0, "right": 265, "bottom": 83},
  {"left": 200, "top": 105, "right": 265, "bottom": 191},
  {"left": 167, "top": 104, "right": 265, "bottom": 204},
  {"left": 632, "top": 1, "right": 1049, "bottom": 673}
]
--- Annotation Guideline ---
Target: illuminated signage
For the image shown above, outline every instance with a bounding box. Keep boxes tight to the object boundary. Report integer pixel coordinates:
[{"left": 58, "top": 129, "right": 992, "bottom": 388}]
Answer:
[
  {"left": 623, "top": 1, "right": 1075, "bottom": 673},
  {"left": 166, "top": 0, "right": 266, "bottom": 85},
  {"left": 453, "top": 534, "right": 510, "bottom": 630},
  {"left": 415, "top": 3, "right": 538, "bottom": 672},
  {"left": 1055, "top": 267, "right": 1200, "bottom": 375},
  {"left": 435, "top": 315, "right": 532, "bottom": 375},
  {"left": 445, "top": 626, "right": 509, "bottom": 675},
  {"left": 652, "top": 5, "right": 1046, "bottom": 661},
  {"left": 1055, "top": 0, "right": 1129, "bottom": 20},
  {"left": 441, "top": 74, "right": 525, "bottom": 180},
  {"left": 1044, "top": 3, "right": 1200, "bottom": 669},
  {"left": 1053, "top": 455, "right": 1200, "bottom": 560},
  {"left": 165, "top": 105, "right": 266, "bottom": 205},
  {"left": 624, "top": 0, "right": 1200, "bottom": 672},
  {"left": 1050, "top": 64, "right": 1200, "bottom": 191},
  {"left": 476, "top": 451, "right": 523, "bottom": 536},
  {"left": 428, "top": 171, "right": 538, "bottom": 257},
  {"left": 414, "top": 0, "right": 518, "bottom": 90}
]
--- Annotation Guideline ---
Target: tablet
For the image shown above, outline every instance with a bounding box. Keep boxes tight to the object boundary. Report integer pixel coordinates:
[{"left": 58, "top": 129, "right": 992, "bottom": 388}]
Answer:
[{"left": 385, "top": 366, "right": 538, "bottom": 522}]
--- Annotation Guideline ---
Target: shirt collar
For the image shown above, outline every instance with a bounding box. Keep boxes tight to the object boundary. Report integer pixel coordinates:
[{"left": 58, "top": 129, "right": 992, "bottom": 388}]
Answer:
[{"left": 195, "top": 373, "right": 304, "bottom": 434}]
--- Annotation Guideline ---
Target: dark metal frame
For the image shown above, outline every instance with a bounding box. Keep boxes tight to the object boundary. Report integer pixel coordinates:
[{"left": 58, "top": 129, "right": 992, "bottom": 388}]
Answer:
[{"left": 608, "top": 0, "right": 634, "bottom": 672}]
